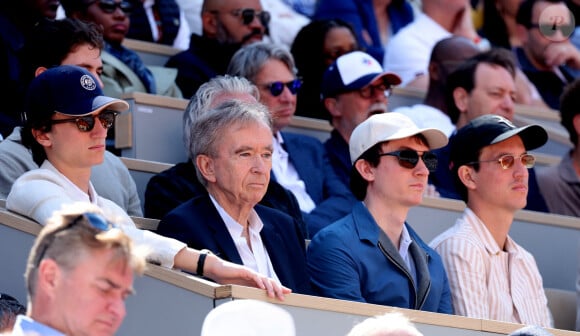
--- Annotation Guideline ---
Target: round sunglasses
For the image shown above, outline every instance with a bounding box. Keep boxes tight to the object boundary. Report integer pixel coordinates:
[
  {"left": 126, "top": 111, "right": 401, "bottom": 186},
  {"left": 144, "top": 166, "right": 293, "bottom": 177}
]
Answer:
[
  {"left": 49, "top": 110, "right": 119, "bottom": 132},
  {"left": 467, "top": 153, "right": 536, "bottom": 170},
  {"left": 260, "top": 79, "right": 303, "bottom": 97},
  {"left": 379, "top": 150, "right": 438, "bottom": 172}
]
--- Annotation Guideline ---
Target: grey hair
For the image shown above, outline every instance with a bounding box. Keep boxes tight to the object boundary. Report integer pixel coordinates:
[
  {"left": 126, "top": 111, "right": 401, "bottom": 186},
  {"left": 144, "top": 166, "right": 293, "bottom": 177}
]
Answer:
[
  {"left": 183, "top": 75, "right": 260, "bottom": 158},
  {"left": 226, "top": 42, "right": 297, "bottom": 83},
  {"left": 191, "top": 100, "right": 273, "bottom": 187}
]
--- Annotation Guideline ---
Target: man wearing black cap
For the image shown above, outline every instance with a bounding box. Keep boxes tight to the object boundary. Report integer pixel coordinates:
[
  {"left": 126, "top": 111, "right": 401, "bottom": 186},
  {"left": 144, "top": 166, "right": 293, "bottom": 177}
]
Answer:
[{"left": 430, "top": 114, "right": 552, "bottom": 326}]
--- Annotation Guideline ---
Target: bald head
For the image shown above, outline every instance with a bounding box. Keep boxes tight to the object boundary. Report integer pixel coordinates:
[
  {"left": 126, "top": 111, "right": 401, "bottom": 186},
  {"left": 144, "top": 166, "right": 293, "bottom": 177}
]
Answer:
[{"left": 429, "top": 36, "right": 480, "bottom": 81}]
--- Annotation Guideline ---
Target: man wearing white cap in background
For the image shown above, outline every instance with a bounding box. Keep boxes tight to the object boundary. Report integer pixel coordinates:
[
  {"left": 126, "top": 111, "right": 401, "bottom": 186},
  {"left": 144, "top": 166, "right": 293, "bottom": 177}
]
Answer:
[
  {"left": 201, "top": 299, "right": 295, "bottom": 336},
  {"left": 307, "top": 112, "right": 452, "bottom": 313},
  {"left": 321, "top": 51, "right": 401, "bottom": 189}
]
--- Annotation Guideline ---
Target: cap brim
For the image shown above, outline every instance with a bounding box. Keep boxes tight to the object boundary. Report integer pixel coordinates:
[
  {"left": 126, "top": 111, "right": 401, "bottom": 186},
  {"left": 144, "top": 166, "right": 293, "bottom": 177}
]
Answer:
[
  {"left": 344, "top": 72, "right": 402, "bottom": 92},
  {"left": 491, "top": 124, "right": 548, "bottom": 151},
  {"left": 61, "top": 96, "right": 129, "bottom": 117}
]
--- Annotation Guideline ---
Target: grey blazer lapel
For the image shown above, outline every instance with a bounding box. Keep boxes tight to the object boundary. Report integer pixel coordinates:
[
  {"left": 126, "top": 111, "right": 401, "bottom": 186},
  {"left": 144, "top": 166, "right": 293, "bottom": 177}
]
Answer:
[{"left": 409, "top": 241, "right": 431, "bottom": 309}]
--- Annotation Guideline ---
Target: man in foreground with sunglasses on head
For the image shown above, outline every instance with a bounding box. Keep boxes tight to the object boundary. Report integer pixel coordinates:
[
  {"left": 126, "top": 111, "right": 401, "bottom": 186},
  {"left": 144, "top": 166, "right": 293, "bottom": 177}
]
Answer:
[
  {"left": 6, "top": 65, "right": 290, "bottom": 300},
  {"left": 307, "top": 112, "right": 453, "bottom": 313},
  {"left": 166, "top": 0, "right": 269, "bottom": 98},
  {"left": 11, "top": 202, "right": 146, "bottom": 336},
  {"left": 228, "top": 42, "right": 357, "bottom": 237},
  {"left": 429, "top": 114, "right": 552, "bottom": 326}
]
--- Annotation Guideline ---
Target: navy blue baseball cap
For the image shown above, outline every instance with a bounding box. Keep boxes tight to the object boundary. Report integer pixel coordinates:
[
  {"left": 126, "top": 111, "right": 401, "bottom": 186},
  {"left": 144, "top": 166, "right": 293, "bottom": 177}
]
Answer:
[
  {"left": 450, "top": 115, "right": 548, "bottom": 169},
  {"left": 23, "top": 65, "right": 128, "bottom": 126},
  {"left": 320, "top": 51, "right": 401, "bottom": 99}
]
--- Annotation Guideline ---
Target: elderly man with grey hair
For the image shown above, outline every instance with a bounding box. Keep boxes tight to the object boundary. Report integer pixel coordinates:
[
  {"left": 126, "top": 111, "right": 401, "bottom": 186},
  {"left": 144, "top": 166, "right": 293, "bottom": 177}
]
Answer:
[
  {"left": 143, "top": 75, "right": 307, "bottom": 238},
  {"left": 227, "top": 42, "right": 356, "bottom": 237},
  {"left": 157, "top": 100, "right": 312, "bottom": 294}
]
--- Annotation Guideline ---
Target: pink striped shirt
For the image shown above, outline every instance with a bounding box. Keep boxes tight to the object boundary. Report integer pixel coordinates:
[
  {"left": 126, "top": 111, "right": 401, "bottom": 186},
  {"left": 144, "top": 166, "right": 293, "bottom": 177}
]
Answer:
[{"left": 429, "top": 208, "right": 552, "bottom": 327}]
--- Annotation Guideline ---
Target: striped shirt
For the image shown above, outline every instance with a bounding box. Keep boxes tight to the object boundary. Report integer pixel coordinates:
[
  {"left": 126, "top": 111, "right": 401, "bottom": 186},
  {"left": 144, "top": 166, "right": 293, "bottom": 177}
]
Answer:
[{"left": 429, "top": 208, "right": 552, "bottom": 327}]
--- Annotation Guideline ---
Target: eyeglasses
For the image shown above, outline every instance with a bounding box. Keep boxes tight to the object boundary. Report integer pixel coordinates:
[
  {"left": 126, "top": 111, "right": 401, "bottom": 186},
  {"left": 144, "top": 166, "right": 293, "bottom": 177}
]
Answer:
[
  {"left": 529, "top": 23, "right": 574, "bottom": 37},
  {"left": 379, "top": 150, "right": 438, "bottom": 172},
  {"left": 260, "top": 79, "right": 302, "bottom": 97},
  {"left": 210, "top": 8, "right": 270, "bottom": 26},
  {"left": 467, "top": 153, "right": 536, "bottom": 170},
  {"left": 50, "top": 110, "right": 119, "bottom": 132},
  {"left": 35, "top": 212, "right": 116, "bottom": 267},
  {"left": 90, "top": 0, "right": 133, "bottom": 14},
  {"left": 359, "top": 83, "right": 393, "bottom": 99}
]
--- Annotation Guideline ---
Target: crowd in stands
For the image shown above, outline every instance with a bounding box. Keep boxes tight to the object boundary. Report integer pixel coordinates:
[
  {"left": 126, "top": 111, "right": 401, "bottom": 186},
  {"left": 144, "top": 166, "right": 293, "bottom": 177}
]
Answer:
[{"left": 1, "top": 0, "right": 580, "bottom": 334}]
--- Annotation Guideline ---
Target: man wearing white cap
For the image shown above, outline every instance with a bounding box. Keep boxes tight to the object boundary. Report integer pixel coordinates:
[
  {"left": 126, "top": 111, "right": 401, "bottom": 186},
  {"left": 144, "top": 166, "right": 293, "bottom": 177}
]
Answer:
[
  {"left": 321, "top": 51, "right": 401, "bottom": 188},
  {"left": 307, "top": 112, "right": 452, "bottom": 313}
]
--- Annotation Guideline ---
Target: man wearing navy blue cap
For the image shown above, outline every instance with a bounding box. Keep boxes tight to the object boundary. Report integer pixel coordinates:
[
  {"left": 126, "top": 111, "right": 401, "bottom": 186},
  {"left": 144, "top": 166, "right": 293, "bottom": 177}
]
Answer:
[
  {"left": 6, "top": 65, "right": 291, "bottom": 300},
  {"left": 321, "top": 51, "right": 401, "bottom": 189},
  {"left": 430, "top": 114, "right": 552, "bottom": 326}
]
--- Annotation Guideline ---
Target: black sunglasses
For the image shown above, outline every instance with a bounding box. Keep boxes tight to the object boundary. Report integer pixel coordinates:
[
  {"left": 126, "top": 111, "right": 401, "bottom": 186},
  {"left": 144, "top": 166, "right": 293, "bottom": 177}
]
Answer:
[
  {"left": 35, "top": 212, "right": 116, "bottom": 267},
  {"left": 261, "top": 79, "right": 302, "bottom": 97},
  {"left": 379, "top": 150, "right": 438, "bottom": 172},
  {"left": 50, "top": 110, "right": 119, "bottom": 132},
  {"left": 232, "top": 8, "right": 270, "bottom": 26},
  {"left": 529, "top": 22, "right": 574, "bottom": 37},
  {"left": 93, "top": 0, "right": 133, "bottom": 14}
]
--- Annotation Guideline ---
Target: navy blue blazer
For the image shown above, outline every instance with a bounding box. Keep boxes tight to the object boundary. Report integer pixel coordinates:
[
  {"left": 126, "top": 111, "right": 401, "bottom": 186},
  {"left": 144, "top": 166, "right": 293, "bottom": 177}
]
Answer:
[
  {"left": 157, "top": 194, "right": 312, "bottom": 294},
  {"left": 278, "top": 132, "right": 356, "bottom": 237}
]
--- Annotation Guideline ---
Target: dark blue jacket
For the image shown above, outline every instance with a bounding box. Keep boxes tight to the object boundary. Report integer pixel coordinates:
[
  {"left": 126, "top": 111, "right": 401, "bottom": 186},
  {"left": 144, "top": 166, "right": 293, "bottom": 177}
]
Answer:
[
  {"left": 165, "top": 34, "right": 240, "bottom": 98},
  {"left": 143, "top": 160, "right": 307, "bottom": 239},
  {"left": 157, "top": 194, "right": 312, "bottom": 294},
  {"left": 314, "top": 0, "right": 414, "bottom": 62},
  {"left": 127, "top": 0, "right": 181, "bottom": 46},
  {"left": 323, "top": 128, "right": 351, "bottom": 188},
  {"left": 307, "top": 202, "right": 453, "bottom": 313},
  {"left": 278, "top": 132, "right": 356, "bottom": 237}
]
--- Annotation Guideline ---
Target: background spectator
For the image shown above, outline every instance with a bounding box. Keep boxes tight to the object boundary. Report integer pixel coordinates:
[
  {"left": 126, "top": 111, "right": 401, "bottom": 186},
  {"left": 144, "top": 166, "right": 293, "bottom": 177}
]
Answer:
[{"left": 291, "top": 18, "right": 359, "bottom": 120}]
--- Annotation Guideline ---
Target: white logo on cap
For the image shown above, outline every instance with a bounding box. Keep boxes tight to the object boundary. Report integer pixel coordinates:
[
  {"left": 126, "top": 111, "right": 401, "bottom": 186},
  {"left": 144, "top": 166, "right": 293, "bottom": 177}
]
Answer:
[
  {"left": 337, "top": 51, "right": 383, "bottom": 85},
  {"left": 80, "top": 74, "right": 97, "bottom": 91}
]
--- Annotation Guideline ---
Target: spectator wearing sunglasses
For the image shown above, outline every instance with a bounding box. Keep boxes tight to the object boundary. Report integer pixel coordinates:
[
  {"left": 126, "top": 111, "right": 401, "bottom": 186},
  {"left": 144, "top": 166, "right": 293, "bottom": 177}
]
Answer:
[
  {"left": 307, "top": 112, "right": 452, "bottom": 313},
  {"left": 320, "top": 50, "right": 401, "bottom": 191},
  {"left": 60, "top": 0, "right": 183, "bottom": 99},
  {"left": 166, "top": 0, "right": 269, "bottom": 98},
  {"left": 290, "top": 18, "right": 359, "bottom": 120},
  {"left": 6, "top": 65, "right": 291, "bottom": 300},
  {"left": 429, "top": 114, "right": 551, "bottom": 326},
  {"left": 514, "top": 0, "right": 580, "bottom": 109},
  {"left": 430, "top": 48, "right": 550, "bottom": 212},
  {"left": 10, "top": 203, "right": 146, "bottom": 336},
  {"left": 0, "top": 18, "right": 142, "bottom": 218},
  {"left": 228, "top": 42, "right": 357, "bottom": 237}
]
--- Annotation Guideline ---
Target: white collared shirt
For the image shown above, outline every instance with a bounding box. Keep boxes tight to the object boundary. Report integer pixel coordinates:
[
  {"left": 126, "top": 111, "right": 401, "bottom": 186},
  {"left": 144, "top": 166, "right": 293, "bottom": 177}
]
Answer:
[
  {"left": 11, "top": 315, "right": 66, "bottom": 336},
  {"left": 209, "top": 195, "right": 280, "bottom": 282},
  {"left": 271, "top": 132, "right": 316, "bottom": 213}
]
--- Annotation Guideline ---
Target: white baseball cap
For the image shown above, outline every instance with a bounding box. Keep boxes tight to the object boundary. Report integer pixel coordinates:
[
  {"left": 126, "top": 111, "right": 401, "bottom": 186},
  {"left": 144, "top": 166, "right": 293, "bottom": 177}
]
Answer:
[
  {"left": 321, "top": 51, "right": 401, "bottom": 98},
  {"left": 349, "top": 112, "right": 448, "bottom": 164}
]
